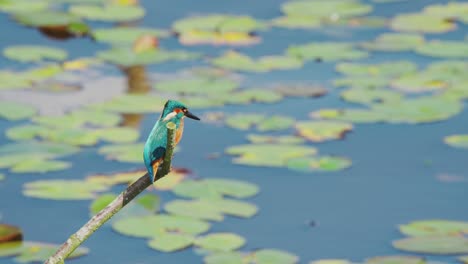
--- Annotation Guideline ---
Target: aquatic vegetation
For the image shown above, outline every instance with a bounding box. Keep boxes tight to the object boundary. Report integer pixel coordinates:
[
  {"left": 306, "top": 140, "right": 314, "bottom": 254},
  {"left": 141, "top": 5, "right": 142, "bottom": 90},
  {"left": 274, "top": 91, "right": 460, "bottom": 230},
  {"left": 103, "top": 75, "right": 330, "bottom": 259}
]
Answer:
[
  {"left": 287, "top": 42, "right": 368, "bottom": 62},
  {"left": 444, "top": 135, "right": 468, "bottom": 149},
  {"left": 212, "top": 51, "right": 303, "bottom": 72},
  {"left": 295, "top": 121, "right": 353, "bottom": 142},
  {"left": 0, "top": 241, "right": 88, "bottom": 263}
]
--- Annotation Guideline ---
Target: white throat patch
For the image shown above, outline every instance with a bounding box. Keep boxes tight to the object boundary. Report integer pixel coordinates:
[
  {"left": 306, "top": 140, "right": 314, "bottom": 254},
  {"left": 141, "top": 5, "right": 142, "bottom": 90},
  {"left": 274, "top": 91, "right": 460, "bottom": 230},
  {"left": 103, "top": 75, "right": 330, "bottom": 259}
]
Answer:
[{"left": 163, "top": 111, "right": 178, "bottom": 121}]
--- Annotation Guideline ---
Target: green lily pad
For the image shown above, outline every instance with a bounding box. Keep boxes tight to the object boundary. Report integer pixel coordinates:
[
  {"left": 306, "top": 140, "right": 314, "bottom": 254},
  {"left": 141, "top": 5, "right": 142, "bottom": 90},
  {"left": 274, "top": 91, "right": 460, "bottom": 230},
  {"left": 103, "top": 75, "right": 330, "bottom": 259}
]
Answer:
[
  {"left": 0, "top": 102, "right": 36, "bottom": 121},
  {"left": 11, "top": 158, "right": 71, "bottom": 173},
  {"left": 390, "top": 13, "right": 455, "bottom": 33},
  {"left": 365, "top": 256, "right": 425, "bottom": 264},
  {"left": 14, "top": 11, "right": 81, "bottom": 27},
  {"left": 23, "top": 180, "right": 109, "bottom": 200},
  {"left": 254, "top": 249, "right": 299, "bottom": 264},
  {"left": 0, "top": 173, "right": 4, "bottom": 181},
  {"left": 165, "top": 198, "right": 257, "bottom": 221},
  {"left": 172, "top": 178, "right": 259, "bottom": 199},
  {"left": 281, "top": 0, "right": 372, "bottom": 18},
  {"left": 212, "top": 51, "right": 303, "bottom": 72},
  {"left": 0, "top": 241, "right": 88, "bottom": 263},
  {"left": 204, "top": 252, "right": 245, "bottom": 264},
  {"left": 287, "top": 42, "right": 368, "bottom": 62},
  {"left": 296, "top": 121, "right": 353, "bottom": 142},
  {"left": 333, "top": 76, "right": 390, "bottom": 89},
  {"left": 148, "top": 233, "right": 195, "bottom": 252},
  {"left": 341, "top": 88, "right": 403, "bottom": 105},
  {"left": 173, "top": 15, "right": 266, "bottom": 33},
  {"left": 274, "top": 85, "right": 327, "bottom": 98},
  {"left": 226, "top": 143, "right": 318, "bottom": 167},
  {"left": 195, "top": 233, "right": 245, "bottom": 252},
  {"left": 225, "top": 113, "right": 295, "bottom": 131},
  {"left": 272, "top": 15, "right": 321, "bottom": 29},
  {"left": 90, "top": 193, "right": 117, "bottom": 214},
  {"left": 179, "top": 30, "right": 260, "bottom": 46},
  {"left": 0, "top": 0, "right": 49, "bottom": 14},
  {"left": 155, "top": 77, "right": 238, "bottom": 95},
  {"left": 423, "top": 2, "right": 468, "bottom": 24},
  {"left": 90, "top": 94, "right": 166, "bottom": 113},
  {"left": 0, "top": 71, "right": 31, "bottom": 90},
  {"left": 93, "top": 27, "right": 169, "bottom": 45},
  {"left": 3, "top": 45, "right": 67, "bottom": 63},
  {"left": 0, "top": 224, "right": 22, "bottom": 243},
  {"left": 393, "top": 235, "right": 468, "bottom": 254},
  {"left": 415, "top": 41, "right": 468, "bottom": 58},
  {"left": 34, "top": 110, "right": 121, "bottom": 128},
  {"left": 219, "top": 89, "right": 284, "bottom": 104},
  {"left": 336, "top": 61, "right": 417, "bottom": 77},
  {"left": 361, "top": 33, "right": 424, "bottom": 51},
  {"left": 69, "top": 4, "right": 144, "bottom": 22},
  {"left": 112, "top": 214, "right": 210, "bottom": 238},
  {"left": 399, "top": 220, "right": 468, "bottom": 236},
  {"left": 310, "top": 260, "right": 352, "bottom": 264},
  {"left": 98, "top": 143, "right": 143, "bottom": 163},
  {"left": 97, "top": 48, "right": 200, "bottom": 67},
  {"left": 247, "top": 134, "right": 305, "bottom": 144},
  {"left": 287, "top": 156, "right": 352, "bottom": 172},
  {"left": 444, "top": 135, "right": 468, "bottom": 149}
]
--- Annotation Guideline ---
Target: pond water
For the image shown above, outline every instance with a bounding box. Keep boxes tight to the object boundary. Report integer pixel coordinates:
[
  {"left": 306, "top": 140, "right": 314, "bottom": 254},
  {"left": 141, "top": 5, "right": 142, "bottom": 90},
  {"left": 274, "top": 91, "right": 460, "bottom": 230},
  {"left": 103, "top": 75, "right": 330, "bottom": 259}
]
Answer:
[{"left": 0, "top": 0, "right": 467, "bottom": 263}]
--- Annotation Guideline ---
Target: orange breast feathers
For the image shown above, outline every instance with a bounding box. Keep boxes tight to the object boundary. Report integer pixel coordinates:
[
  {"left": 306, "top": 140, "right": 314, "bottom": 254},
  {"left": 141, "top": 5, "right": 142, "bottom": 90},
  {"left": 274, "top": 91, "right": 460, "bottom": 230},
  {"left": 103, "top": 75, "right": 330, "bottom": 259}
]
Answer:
[{"left": 175, "top": 118, "right": 184, "bottom": 145}]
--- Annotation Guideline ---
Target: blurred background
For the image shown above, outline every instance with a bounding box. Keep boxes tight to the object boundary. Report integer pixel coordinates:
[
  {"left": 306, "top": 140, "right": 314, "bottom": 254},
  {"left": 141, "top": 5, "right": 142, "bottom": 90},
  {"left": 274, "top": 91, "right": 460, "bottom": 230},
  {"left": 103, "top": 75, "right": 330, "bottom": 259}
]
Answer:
[{"left": 0, "top": 0, "right": 467, "bottom": 263}]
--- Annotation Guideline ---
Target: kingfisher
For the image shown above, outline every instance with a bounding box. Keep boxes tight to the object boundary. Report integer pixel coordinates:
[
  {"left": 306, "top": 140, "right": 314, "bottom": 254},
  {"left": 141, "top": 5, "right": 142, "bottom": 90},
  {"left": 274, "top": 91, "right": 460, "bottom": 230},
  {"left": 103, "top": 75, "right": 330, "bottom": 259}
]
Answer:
[{"left": 143, "top": 100, "right": 200, "bottom": 182}]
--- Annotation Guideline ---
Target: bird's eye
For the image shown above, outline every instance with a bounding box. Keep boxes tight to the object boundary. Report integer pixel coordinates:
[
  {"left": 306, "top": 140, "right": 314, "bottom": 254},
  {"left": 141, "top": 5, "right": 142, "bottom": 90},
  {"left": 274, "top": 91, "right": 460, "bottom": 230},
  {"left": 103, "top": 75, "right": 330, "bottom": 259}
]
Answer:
[{"left": 183, "top": 108, "right": 187, "bottom": 113}]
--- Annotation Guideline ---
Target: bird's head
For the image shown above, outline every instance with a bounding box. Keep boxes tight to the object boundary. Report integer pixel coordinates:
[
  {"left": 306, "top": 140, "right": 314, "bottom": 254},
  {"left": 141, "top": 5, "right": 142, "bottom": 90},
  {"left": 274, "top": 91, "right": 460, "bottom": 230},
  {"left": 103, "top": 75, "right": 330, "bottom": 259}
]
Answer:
[{"left": 161, "top": 100, "right": 200, "bottom": 122}]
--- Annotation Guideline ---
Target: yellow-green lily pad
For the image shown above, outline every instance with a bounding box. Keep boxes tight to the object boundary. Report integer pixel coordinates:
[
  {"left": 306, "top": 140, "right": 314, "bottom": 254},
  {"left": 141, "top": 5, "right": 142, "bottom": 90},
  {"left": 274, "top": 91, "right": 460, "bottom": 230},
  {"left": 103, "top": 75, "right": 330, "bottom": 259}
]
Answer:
[
  {"left": 90, "top": 94, "right": 166, "bottom": 113},
  {"left": 390, "top": 13, "right": 455, "bottom": 33},
  {"left": 361, "top": 33, "right": 425, "bottom": 51},
  {"left": 336, "top": 61, "right": 417, "bottom": 77},
  {"left": 172, "top": 178, "right": 259, "bottom": 199},
  {"left": 212, "top": 51, "right": 303, "bottom": 72},
  {"left": 0, "top": 102, "right": 36, "bottom": 121},
  {"left": 399, "top": 220, "right": 468, "bottom": 236},
  {"left": 281, "top": 0, "right": 372, "bottom": 19},
  {"left": 287, "top": 156, "right": 352, "bottom": 172},
  {"left": 444, "top": 135, "right": 468, "bottom": 149},
  {"left": 225, "top": 113, "right": 295, "bottom": 131},
  {"left": 23, "top": 180, "right": 109, "bottom": 200},
  {"left": 0, "top": 0, "right": 49, "bottom": 14},
  {"left": 69, "top": 4, "right": 145, "bottom": 22},
  {"left": 341, "top": 88, "right": 403, "bottom": 105},
  {"left": 287, "top": 42, "right": 368, "bottom": 62},
  {"left": 310, "top": 259, "right": 352, "bottom": 264},
  {"left": 296, "top": 121, "right": 353, "bottom": 142},
  {"left": 0, "top": 241, "right": 88, "bottom": 263},
  {"left": 14, "top": 11, "right": 81, "bottom": 27},
  {"left": 93, "top": 27, "right": 169, "bottom": 45},
  {"left": 365, "top": 255, "right": 424, "bottom": 264},
  {"left": 173, "top": 14, "right": 266, "bottom": 34},
  {"left": 393, "top": 235, "right": 468, "bottom": 254},
  {"left": 194, "top": 233, "right": 245, "bottom": 252},
  {"left": 155, "top": 77, "right": 238, "bottom": 95},
  {"left": 97, "top": 48, "right": 200, "bottom": 67},
  {"left": 415, "top": 41, "right": 468, "bottom": 58},
  {"left": 254, "top": 249, "right": 299, "bottom": 264},
  {"left": 148, "top": 233, "right": 195, "bottom": 252},
  {"left": 3, "top": 45, "right": 67, "bottom": 63},
  {"left": 247, "top": 134, "right": 305, "bottom": 144},
  {"left": 98, "top": 143, "right": 143, "bottom": 163}
]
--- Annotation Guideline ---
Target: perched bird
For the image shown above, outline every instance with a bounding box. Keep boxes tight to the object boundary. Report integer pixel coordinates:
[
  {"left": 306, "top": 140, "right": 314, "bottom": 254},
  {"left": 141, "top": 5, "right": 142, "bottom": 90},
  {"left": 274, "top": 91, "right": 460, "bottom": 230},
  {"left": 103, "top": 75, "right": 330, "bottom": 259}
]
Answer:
[{"left": 144, "top": 100, "right": 200, "bottom": 182}]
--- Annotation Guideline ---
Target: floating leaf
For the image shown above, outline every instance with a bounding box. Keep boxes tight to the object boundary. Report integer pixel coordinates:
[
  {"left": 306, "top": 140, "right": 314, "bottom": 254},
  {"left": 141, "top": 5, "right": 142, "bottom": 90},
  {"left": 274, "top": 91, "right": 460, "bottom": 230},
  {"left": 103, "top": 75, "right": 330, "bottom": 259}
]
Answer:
[
  {"left": 247, "top": 134, "right": 305, "bottom": 144},
  {"left": 3, "top": 45, "right": 67, "bottom": 63},
  {"left": 287, "top": 42, "right": 368, "bottom": 62},
  {"left": 0, "top": 71, "right": 30, "bottom": 90},
  {"left": 296, "top": 121, "right": 353, "bottom": 142},
  {"left": 254, "top": 249, "right": 299, "bottom": 264},
  {"left": 0, "top": 0, "right": 49, "bottom": 13},
  {"left": 212, "top": 51, "right": 303, "bottom": 72},
  {"left": 0, "top": 102, "right": 36, "bottom": 121},
  {"left": 0, "top": 241, "right": 88, "bottom": 262},
  {"left": 90, "top": 193, "right": 117, "bottom": 215},
  {"left": 415, "top": 41, "right": 468, "bottom": 58},
  {"left": 90, "top": 94, "right": 166, "bottom": 113},
  {"left": 148, "top": 233, "right": 194, "bottom": 252},
  {"left": 341, "top": 88, "right": 403, "bottom": 105},
  {"left": 333, "top": 76, "right": 389, "bottom": 89},
  {"left": 179, "top": 30, "right": 260, "bottom": 46},
  {"left": 173, "top": 178, "right": 259, "bottom": 199},
  {"left": 93, "top": 27, "right": 169, "bottom": 45},
  {"left": 287, "top": 156, "right": 352, "bottom": 172},
  {"left": 226, "top": 144, "right": 317, "bottom": 167},
  {"left": 272, "top": 16, "right": 321, "bottom": 29},
  {"left": 393, "top": 235, "right": 468, "bottom": 254},
  {"left": 336, "top": 61, "right": 417, "bottom": 77},
  {"left": 225, "top": 113, "right": 295, "bottom": 131},
  {"left": 444, "top": 135, "right": 468, "bottom": 149},
  {"left": 23, "top": 180, "right": 108, "bottom": 200},
  {"left": 155, "top": 77, "right": 238, "bottom": 95},
  {"left": 11, "top": 158, "right": 71, "bottom": 173},
  {"left": 310, "top": 260, "right": 352, "bottom": 264},
  {"left": 365, "top": 255, "right": 424, "bottom": 264},
  {"left": 174, "top": 15, "right": 265, "bottom": 33},
  {"left": 69, "top": 4, "right": 144, "bottom": 22},
  {"left": 0, "top": 224, "right": 22, "bottom": 243},
  {"left": 390, "top": 13, "right": 455, "bottom": 33},
  {"left": 153, "top": 170, "right": 187, "bottom": 190},
  {"left": 281, "top": 0, "right": 372, "bottom": 18},
  {"left": 274, "top": 85, "right": 327, "bottom": 98},
  {"left": 224, "top": 113, "right": 264, "bottom": 130},
  {"left": 98, "top": 143, "right": 143, "bottom": 163},
  {"left": 97, "top": 48, "right": 199, "bottom": 67},
  {"left": 112, "top": 214, "right": 210, "bottom": 238},
  {"left": 361, "top": 33, "right": 425, "bottom": 51},
  {"left": 195, "top": 233, "right": 245, "bottom": 252},
  {"left": 218, "top": 89, "right": 284, "bottom": 104},
  {"left": 399, "top": 220, "right": 468, "bottom": 236},
  {"left": 14, "top": 11, "right": 81, "bottom": 27},
  {"left": 0, "top": 173, "right": 4, "bottom": 181}
]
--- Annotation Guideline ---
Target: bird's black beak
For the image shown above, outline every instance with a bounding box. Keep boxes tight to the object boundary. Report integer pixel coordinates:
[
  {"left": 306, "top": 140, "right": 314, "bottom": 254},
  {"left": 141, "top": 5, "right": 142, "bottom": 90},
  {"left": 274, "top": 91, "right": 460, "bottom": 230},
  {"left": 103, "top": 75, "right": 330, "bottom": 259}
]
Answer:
[{"left": 185, "top": 110, "right": 200, "bottom": 120}]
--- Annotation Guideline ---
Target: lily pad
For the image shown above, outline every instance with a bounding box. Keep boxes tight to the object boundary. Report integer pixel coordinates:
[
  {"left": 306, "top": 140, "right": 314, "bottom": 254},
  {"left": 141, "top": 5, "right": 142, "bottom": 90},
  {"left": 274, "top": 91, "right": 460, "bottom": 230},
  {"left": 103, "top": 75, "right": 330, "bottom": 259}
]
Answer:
[
  {"left": 219, "top": 89, "right": 284, "bottom": 104},
  {"left": 336, "top": 61, "right": 417, "bottom": 77},
  {"left": 361, "top": 33, "right": 425, "bottom": 51},
  {"left": 225, "top": 113, "right": 295, "bottom": 131},
  {"left": 112, "top": 214, "right": 210, "bottom": 238},
  {"left": 0, "top": 224, "right": 22, "bottom": 243},
  {"left": 172, "top": 178, "right": 259, "bottom": 199},
  {"left": 287, "top": 156, "right": 352, "bottom": 172},
  {"left": 194, "top": 233, "right": 245, "bottom": 252},
  {"left": 0, "top": 241, "right": 88, "bottom": 263},
  {"left": 415, "top": 41, "right": 468, "bottom": 58},
  {"left": 399, "top": 220, "right": 468, "bottom": 236},
  {"left": 90, "top": 94, "right": 166, "bottom": 113},
  {"left": 155, "top": 77, "right": 238, "bottom": 95},
  {"left": 23, "top": 180, "right": 109, "bottom": 200},
  {"left": 97, "top": 48, "right": 200, "bottom": 67},
  {"left": 212, "top": 51, "right": 303, "bottom": 72},
  {"left": 365, "top": 256, "right": 425, "bottom": 264},
  {"left": 69, "top": 4, "right": 145, "bottom": 22},
  {"left": 247, "top": 134, "right": 305, "bottom": 144},
  {"left": 272, "top": 16, "right": 321, "bottom": 29},
  {"left": 274, "top": 85, "right": 327, "bottom": 97},
  {"left": 310, "top": 260, "right": 352, "bottom": 264},
  {"left": 393, "top": 235, "right": 468, "bottom": 254},
  {"left": 0, "top": 0, "right": 49, "bottom": 14},
  {"left": 226, "top": 143, "right": 318, "bottom": 167},
  {"left": 296, "top": 121, "right": 353, "bottom": 142},
  {"left": 390, "top": 13, "right": 455, "bottom": 33},
  {"left": 341, "top": 88, "right": 403, "bottom": 105},
  {"left": 179, "top": 31, "right": 260, "bottom": 46},
  {"left": 0, "top": 173, "right": 4, "bottom": 181},
  {"left": 165, "top": 198, "right": 257, "bottom": 221},
  {"left": 93, "top": 27, "right": 169, "bottom": 45},
  {"left": 444, "top": 135, "right": 468, "bottom": 149},
  {"left": 0, "top": 71, "right": 31, "bottom": 90},
  {"left": 11, "top": 158, "right": 71, "bottom": 173},
  {"left": 0, "top": 102, "right": 36, "bottom": 121},
  {"left": 174, "top": 15, "right": 265, "bottom": 33},
  {"left": 3, "top": 45, "right": 67, "bottom": 63},
  {"left": 281, "top": 0, "right": 372, "bottom": 18},
  {"left": 254, "top": 249, "right": 299, "bottom": 264},
  {"left": 14, "top": 11, "right": 81, "bottom": 27},
  {"left": 287, "top": 42, "right": 368, "bottom": 62},
  {"left": 90, "top": 193, "right": 117, "bottom": 214},
  {"left": 148, "top": 233, "right": 195, "bottom": 252},
  {"left": 98, "top": 143, "right": 143, "bottom": 163}
]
